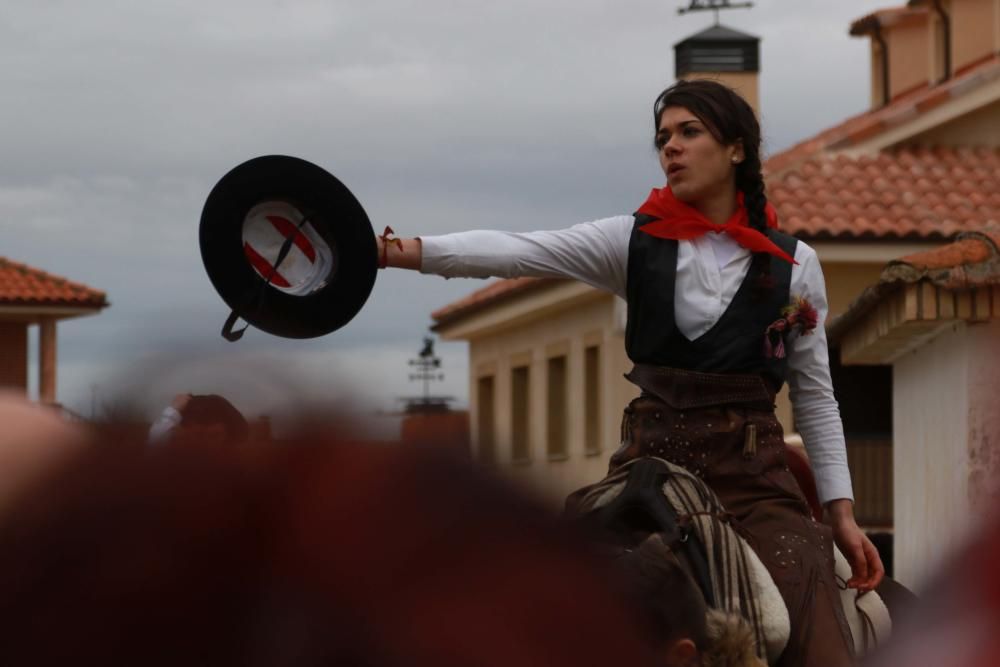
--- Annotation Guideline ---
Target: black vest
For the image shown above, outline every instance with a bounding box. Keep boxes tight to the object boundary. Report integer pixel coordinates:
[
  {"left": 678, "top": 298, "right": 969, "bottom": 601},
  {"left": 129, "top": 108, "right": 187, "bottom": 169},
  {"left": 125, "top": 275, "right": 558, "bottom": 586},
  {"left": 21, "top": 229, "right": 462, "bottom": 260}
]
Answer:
[{"left": 624, "top": 214, "right": 798, "bottom": 392}]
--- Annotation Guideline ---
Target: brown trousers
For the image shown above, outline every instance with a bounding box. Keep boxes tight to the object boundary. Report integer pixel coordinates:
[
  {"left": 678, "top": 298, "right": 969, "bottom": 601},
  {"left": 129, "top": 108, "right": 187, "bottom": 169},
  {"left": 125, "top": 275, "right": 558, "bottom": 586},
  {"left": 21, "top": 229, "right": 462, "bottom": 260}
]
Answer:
[{"left": 609, "top": 365, "right": 855, "bottom": 667}]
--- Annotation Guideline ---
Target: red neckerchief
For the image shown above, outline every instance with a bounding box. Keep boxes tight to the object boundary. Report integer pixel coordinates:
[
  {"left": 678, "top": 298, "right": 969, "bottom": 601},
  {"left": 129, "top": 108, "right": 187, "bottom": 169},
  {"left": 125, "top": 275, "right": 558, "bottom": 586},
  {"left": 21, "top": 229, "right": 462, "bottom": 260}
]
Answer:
[{"left": 636, "top": 186, "right": 797, "bottom": 265}]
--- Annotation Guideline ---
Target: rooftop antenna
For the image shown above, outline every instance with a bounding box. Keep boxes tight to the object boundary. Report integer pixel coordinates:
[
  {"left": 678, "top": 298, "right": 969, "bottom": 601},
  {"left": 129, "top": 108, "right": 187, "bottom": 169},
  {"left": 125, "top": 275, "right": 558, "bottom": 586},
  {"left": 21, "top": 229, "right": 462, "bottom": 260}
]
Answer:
[{"left": 677, "top": 0, "right": 754, "bottom": 25}]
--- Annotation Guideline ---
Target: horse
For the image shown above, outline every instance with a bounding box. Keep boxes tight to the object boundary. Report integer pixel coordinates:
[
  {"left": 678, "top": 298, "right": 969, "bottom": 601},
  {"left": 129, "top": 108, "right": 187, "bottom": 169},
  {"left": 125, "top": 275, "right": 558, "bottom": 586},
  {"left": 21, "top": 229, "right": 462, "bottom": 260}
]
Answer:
[{"left": 566, "top": 449, "right": 916, "bottom": 665}]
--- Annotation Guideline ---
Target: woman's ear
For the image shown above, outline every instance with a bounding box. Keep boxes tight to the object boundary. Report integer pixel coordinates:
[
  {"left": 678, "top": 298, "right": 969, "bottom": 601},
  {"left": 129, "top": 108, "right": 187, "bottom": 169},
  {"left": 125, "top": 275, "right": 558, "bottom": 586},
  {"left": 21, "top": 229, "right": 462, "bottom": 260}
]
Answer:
[
  {"left": 731, "top": 138, "right": 745, "bottom": 165},
  {"left": 665, "top": 637, "right": 699, "bottom": 666}
]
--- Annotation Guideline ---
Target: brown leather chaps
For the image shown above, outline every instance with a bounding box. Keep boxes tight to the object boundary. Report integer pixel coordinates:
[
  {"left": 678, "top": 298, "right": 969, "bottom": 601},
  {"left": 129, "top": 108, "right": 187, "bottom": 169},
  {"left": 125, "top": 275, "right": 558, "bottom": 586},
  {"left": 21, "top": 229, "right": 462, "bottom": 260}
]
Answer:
[{"left": 609, "top": 365, "right": 856, "bottom": 667}]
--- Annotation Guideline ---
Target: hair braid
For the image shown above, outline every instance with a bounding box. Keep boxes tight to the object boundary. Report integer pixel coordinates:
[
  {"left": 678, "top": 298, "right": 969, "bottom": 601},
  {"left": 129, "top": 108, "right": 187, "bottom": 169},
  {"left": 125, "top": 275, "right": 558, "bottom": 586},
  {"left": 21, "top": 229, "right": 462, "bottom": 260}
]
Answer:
[{"left": 736, "top": 154, "right": 774, "bottom": 296}]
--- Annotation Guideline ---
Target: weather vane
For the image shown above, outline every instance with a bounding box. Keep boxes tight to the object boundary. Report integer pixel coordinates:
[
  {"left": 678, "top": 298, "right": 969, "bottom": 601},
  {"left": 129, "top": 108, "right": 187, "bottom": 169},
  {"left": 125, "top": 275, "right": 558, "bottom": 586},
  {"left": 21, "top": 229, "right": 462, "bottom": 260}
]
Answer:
[
  {"left": 408, "top": 336, "right": 445, "bottom": 405},
  {"left": 678, "top": 0, "right": 754, "bottom": 25}
]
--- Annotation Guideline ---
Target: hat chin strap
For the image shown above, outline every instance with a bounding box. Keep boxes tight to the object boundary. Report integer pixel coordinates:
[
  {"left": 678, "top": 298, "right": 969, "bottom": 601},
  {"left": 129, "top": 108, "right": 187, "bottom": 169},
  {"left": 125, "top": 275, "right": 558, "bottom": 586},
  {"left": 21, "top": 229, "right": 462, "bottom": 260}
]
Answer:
[{"left": 221, "top": 211, "right": 317, "bottom": 342}]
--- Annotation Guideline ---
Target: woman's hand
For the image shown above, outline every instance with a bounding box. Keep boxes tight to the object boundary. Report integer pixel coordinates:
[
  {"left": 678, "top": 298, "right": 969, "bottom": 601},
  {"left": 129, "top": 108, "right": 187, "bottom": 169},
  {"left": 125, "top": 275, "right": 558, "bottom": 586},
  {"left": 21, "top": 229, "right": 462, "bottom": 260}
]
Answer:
[
  {"left": 825, "top": 499, "right": 885, "bottom": 593},
  {"left": 375, "top": 230, "right": 422, "bottom": 270}
]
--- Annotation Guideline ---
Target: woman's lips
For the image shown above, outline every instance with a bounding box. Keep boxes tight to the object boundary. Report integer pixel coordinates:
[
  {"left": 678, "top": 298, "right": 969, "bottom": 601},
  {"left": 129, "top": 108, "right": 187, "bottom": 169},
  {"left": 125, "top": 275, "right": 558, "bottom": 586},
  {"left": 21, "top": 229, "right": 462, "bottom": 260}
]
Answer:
[{"left": 668, "top": 165, "right": 685, "bottom": 177}]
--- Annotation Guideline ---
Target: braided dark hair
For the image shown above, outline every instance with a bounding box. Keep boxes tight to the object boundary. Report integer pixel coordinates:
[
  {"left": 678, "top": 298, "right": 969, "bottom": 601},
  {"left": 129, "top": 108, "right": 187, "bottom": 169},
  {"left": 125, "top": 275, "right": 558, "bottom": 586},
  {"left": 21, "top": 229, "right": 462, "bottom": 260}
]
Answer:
[{"left": 652, "top": 79, "right": 773, "bottom": 293}]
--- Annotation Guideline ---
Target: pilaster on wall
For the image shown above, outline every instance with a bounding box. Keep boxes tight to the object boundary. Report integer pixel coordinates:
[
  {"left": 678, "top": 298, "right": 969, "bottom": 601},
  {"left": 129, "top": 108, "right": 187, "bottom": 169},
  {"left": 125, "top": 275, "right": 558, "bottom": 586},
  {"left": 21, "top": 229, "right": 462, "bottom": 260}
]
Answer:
[
  {"left": 39, "top": 319, "right": 57, "bottom": 404},
  {"left": 0, "top": 322, "right": 28, "bottom": 393}
]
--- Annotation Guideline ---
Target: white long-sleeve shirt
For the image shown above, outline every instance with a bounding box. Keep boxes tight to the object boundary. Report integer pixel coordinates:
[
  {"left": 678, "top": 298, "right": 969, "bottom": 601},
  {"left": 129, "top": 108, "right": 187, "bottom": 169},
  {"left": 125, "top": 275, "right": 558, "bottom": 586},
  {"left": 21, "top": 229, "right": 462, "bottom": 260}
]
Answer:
[{"left": 420, "top": 215, "right": 853, "bottom": 504}]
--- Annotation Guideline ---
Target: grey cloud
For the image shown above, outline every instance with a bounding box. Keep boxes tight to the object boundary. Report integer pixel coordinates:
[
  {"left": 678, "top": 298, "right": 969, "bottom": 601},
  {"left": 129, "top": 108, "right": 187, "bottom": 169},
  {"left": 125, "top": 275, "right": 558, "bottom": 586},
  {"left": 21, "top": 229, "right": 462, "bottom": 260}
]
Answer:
[{"left": 3, "top": 0, "right": 884, "bottom": 415}]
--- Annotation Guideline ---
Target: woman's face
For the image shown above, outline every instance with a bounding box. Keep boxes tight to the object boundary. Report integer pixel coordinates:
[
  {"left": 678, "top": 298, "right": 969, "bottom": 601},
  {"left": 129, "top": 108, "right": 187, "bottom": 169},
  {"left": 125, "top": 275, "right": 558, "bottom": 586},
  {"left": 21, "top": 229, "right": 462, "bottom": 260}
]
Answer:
[{"left": 656, "top": 106, "right": 742, "bottom": 204}]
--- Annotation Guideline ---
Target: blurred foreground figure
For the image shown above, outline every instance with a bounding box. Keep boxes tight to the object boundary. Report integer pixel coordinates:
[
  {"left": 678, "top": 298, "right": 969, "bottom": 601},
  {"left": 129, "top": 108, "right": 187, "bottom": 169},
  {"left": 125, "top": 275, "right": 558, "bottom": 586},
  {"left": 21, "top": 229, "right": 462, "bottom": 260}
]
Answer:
[
  {"left": 864, "top": 509, "right": 1000, "bottom": 667},
  {"left": 148, "top": 392, "right": 249, "bottom": 447},
  {"left": 0, "top": 424, "right": 657, "bottom": 666},
  {"left": 616, "top": 535, "right": 765, "bottom": 667},
  {"left": 0, "top": 391, "right": 87, "bottom": 514}
]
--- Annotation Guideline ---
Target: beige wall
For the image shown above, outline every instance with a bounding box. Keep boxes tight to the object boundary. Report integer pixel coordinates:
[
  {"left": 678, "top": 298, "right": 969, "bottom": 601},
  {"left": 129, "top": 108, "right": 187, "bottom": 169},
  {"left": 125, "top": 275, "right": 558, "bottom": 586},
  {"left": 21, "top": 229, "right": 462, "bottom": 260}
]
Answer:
[
  {"left": 906, "top": 96, "right": 1000, "bottom": 146},
  {"left": 892, "top": 319, "right": 1000, "bottom": 588},
  {"left": 951, "top": 0, "right": 999, "bottom": 73},
  {"left": 468, "top": 292, "right": 637, "bottom": 507},
  {"left": 888, "top": 17, "right": 933, "bottom": 99},
  {"left": 682, "top": 72, "right": 759, "bottom": 116},
  {"left": 821, "top": 262, "right": 887, "bottom": 319}
]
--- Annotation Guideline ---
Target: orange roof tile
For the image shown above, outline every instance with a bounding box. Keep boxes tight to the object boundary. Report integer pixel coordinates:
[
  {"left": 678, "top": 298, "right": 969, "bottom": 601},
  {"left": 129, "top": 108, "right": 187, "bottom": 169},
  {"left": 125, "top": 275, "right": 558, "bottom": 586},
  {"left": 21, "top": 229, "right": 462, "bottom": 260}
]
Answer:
[
  {"left": 770, "top": 147, "right": 1000, "bottom": 240},
  {"left": 764, "top": 54, "right": 1000, "bottom": 176},
  {"left": 881, "top": 229, "right": 1000, "bottom": 289},
  {"left": 0, "top": 258, "right": 108, "bottom": 309},
  {"left": 431, "top": 277, "right": 562, "bottom": 327}
]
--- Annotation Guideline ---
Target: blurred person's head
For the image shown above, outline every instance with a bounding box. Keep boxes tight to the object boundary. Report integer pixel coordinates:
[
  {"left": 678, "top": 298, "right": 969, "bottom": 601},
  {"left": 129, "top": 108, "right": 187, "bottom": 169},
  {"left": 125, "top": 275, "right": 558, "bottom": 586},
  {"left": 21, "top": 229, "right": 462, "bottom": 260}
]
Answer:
[
  {"left": 177, "top": 394, "right": 248, "bottom": 447},
  {"left": 616, "top": 535, "right": 708, "bottom": 666},
  {"left": 614, "top": 535, "right": 766, "bottom": 667},
  {"left": 0, "top": 423, "right": 657, "bottom": 666}
]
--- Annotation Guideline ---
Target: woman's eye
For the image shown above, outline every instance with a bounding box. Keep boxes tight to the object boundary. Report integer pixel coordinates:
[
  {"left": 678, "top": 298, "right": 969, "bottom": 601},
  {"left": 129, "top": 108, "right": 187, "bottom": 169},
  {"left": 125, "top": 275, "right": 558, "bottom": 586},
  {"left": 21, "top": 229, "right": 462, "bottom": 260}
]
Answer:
[{"left": 683, "top": 127, "right": 699, "bottom": 137}]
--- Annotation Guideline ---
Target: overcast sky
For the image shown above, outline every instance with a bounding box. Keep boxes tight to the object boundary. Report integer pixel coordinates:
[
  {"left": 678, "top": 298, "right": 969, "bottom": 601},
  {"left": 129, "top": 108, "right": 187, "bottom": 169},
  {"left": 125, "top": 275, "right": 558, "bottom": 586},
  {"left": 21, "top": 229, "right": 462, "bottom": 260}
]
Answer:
[{"left": 3, "top": 0, "right": 884, "bottom": 422}]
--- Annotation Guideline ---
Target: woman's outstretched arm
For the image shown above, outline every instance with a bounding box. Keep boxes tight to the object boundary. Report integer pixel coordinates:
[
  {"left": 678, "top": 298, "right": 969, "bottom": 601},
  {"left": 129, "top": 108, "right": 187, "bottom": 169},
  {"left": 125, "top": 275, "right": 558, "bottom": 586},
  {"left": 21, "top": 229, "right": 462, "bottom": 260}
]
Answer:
[{"left": 374, "top": 217, "right": 633, "bottom": 298}]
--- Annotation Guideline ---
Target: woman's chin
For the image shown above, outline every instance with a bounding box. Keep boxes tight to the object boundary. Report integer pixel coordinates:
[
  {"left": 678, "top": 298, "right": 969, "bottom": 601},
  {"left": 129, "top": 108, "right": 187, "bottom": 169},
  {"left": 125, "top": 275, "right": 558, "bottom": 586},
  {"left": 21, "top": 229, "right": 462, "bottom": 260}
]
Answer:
[{"left": 668, "top": 182, "right": 700, "bottom": 203}]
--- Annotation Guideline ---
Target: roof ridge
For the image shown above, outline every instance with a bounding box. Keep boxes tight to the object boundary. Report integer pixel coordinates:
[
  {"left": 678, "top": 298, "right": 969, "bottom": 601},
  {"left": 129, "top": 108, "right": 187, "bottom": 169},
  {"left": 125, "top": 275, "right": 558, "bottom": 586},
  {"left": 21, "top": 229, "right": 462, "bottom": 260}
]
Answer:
[
  {"left": 764, "top": 55, "right": 1000, "bottom": 176},
  {"left": 430, "top": 276, "right": 551, "bottom": 324},
  {"left": 882, "top": 227, "right": 1000, "bottom": 288},
  {"left": 0, "top": 255, "right": 108, "bottom": 307}
]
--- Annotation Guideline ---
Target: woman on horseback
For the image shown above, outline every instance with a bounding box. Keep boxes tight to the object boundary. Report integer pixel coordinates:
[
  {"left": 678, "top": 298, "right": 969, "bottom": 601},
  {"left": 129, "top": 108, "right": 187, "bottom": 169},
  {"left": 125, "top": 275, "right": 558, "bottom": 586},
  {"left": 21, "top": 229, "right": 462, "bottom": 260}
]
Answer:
[{"left": 377, "top": 78, "right": 883, "bottom": 665}]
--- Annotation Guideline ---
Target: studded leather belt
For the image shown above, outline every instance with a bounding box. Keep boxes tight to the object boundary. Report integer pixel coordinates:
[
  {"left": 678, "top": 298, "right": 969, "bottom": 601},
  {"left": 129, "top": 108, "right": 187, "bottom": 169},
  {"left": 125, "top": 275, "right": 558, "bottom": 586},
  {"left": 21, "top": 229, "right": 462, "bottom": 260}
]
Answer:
[{"left": 624, "top": 364, "right": 775, "bottom": 412}]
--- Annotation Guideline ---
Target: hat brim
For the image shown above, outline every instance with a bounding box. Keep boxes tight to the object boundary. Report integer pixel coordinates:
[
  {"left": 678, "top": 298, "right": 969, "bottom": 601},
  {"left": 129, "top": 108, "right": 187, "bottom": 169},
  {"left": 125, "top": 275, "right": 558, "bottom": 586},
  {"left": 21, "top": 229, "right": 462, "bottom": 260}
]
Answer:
[{"left": 200, "top": 155, "right": 377, "bottom": 339}]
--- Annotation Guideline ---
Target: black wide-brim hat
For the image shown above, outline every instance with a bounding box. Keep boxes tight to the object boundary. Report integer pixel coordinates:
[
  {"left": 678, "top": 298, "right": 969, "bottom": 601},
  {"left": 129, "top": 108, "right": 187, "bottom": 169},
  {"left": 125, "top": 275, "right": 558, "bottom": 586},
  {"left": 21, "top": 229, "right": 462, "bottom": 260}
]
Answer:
[{"left": 200, "top": 155, "right": 377, "bottom": 340}]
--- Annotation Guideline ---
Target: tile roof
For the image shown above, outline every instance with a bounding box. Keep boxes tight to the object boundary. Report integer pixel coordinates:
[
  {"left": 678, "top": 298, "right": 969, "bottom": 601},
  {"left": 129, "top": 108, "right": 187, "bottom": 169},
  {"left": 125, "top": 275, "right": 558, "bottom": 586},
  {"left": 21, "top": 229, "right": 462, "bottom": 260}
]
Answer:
[
  {"left": 0, "top": 258, "right": 108, "bottom": 309},
  {"left": 770, "top": 146, "right": 1000, "bottom": 240},
  {"left": 764, "top": 54, "right": 1000, "bottom": 176},
  {"left": 431, "top": 276, "right": 561, "bottom": 327},
  {"left": 828, "top": 228, "right": 1000, "bottom": 342}
]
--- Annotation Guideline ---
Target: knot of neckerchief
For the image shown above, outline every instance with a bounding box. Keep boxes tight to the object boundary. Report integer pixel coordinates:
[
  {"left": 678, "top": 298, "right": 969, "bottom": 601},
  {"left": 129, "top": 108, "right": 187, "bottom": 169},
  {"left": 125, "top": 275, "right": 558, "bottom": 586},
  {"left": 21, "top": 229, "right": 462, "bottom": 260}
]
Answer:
[{"left": 636, "top": 186, "right": 797, "bottom": 265}]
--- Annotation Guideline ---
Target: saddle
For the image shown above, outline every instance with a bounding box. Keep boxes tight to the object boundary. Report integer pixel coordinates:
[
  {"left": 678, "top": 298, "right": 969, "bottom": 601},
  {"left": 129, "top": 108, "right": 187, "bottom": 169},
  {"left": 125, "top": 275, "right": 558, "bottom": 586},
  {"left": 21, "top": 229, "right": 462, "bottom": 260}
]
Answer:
[{"left": 569, "top": 456, "right": 892, "bottom": 664}]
